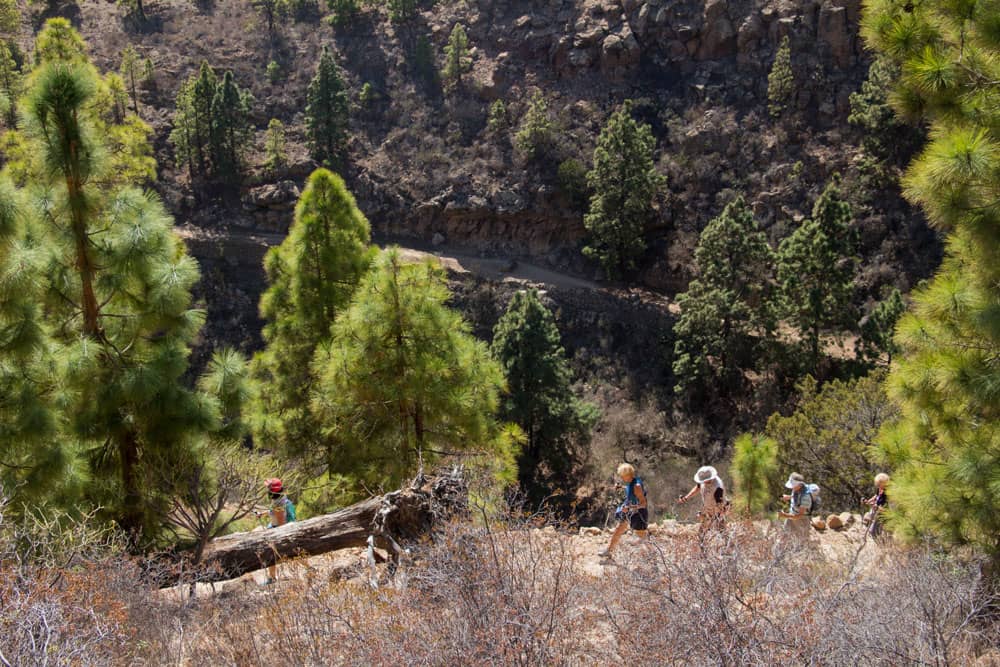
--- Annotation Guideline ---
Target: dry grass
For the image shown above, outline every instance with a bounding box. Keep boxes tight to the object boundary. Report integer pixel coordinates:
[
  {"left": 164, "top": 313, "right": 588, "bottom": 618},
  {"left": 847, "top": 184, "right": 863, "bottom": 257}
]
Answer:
[{"left": 2, "top": 501, "right": 997, "bottom": 666}]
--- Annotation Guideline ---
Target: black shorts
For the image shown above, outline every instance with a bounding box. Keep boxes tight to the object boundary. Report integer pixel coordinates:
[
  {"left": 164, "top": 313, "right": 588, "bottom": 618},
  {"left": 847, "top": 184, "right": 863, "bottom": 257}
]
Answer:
[{"left": 617, "top": 507, "right": 648, "bottom": 531}]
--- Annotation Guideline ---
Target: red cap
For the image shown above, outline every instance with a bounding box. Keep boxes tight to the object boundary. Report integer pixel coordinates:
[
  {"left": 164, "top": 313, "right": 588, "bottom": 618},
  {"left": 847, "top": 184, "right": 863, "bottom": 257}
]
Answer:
[{"left": 267, "top": 478, "right": 283, "bottom": 493}]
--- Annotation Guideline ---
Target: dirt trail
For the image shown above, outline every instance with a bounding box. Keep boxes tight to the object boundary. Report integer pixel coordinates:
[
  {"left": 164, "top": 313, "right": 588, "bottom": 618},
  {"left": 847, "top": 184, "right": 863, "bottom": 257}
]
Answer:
[
  {"left": 175, "top": 225, "right": 676, "bottom": 309},
  {"left": 162, "top": 514, "right": 881, "bottom": 602}
]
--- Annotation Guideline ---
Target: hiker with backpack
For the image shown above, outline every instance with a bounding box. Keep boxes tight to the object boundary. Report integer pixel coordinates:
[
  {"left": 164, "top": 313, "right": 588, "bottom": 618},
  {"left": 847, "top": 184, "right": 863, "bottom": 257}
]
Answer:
[
  {"left": 255, "top": 478, "right": 296, "bottom": 584},
  {"left": 678, "top": 465, "right": 729, "bottom": 527},
  {"left": 599, "top": 463, "right": 648, "bottom": 559},
  {"left": 862, "top": 473, "right": 889, "bottom": 539},
  {"left": 778, "top": 472, "right": 814, "bottom": 538}
]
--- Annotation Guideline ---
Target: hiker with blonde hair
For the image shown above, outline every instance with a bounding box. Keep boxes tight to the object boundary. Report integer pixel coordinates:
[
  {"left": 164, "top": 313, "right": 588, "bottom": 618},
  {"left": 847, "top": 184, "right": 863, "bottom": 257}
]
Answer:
[
  {"left": 678, "top": 465, "right": 729, "bottom": 526},
  {"left": 863, "top": 473, "right": 890, "bottom": 539},
  {"left": 599, "top": 463, "right": 648, "bottom": 559}
]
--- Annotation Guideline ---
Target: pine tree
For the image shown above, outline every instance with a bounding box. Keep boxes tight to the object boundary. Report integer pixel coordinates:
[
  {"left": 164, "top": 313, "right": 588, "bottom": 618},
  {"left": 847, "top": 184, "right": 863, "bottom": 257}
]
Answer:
[
  {"left": 0, "top": 40, "right": 21, "bottom": 128},
  {"left": 491, "top": 289, "right": 597, "bottom": 504},
  {"left": 387, "top": 0, "right": 416, "bottom": 22},
  {"left": 251, "top": 168, "right": 376, "bottom": 466},
  {"left": 0, "top": 178, "right": 78, "bottom": 508},
  {"left": 0, "top": 0, "right": 18, "bottom": 37},
  {"left": 119, "top": 45, "right": 142, "bottom": 116},
  {"left": 2, "top": 21, "right": 215, "bottom": 534},
  {"left": 863, "top": 0, "right": 1000, "bottom": 566},
  {"left": 313, "top": 249, "right": 509, "bottom": 491},
  {"left": 251, "top": 0, "right": 288, "bottom": 41},
  {"left": 767, "top": 36, "right": 794, "bottom": 119},
  {"left": 765, "top": 373, "right": 895, "bottom": 511},
  {"left": 441, "top": 23, "right": 471, "bottom": 92},
  {"left": 264, "top": 118, "right": 287, "bottom": 170},
  {"left": 731, "top": 434, "right": 779, "bottom": 516},
  {"left": 776, "top": 178, "right": 856, "bottom": 369},
  {"left": 514, "top": 91, "right": 552, "bottom": 162},
  {"left": 672, "top": 196, "right": 775, "bottom": 394},
  {"left": 209, "top": 70, "right": 253, "bottom": 183},
  {"left": 583, "top": 101, "right": 664, "bottom": 279},
  {"left": 170, "top": 62, "right": 217, "bottom": 182},
  {"left": 305, "top": 46, "right": 349, "bottom": 168},
  {"left": 855, "top": 287, "right": 905, "bottom": 366}
]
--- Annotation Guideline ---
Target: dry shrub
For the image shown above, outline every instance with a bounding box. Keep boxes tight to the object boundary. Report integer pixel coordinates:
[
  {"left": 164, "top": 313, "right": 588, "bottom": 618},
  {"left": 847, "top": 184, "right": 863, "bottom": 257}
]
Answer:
[
  {"left": 602, "top": 521, "right": 999, "bottom": 665},
  {"left": 162, "top": 510, "right": 599, "bottom": 666},
  {"left": 0, "top": 502, "right": 157, "bottom": 666}
]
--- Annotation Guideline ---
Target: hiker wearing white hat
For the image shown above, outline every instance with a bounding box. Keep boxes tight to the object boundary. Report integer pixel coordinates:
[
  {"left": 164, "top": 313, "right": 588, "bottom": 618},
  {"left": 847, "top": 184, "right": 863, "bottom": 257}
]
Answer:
[
  {"left": 678, "top": 465, "right": 728, "bottom": 524},
  {"left": 778, "top": 472, "right": 812, "bottom": 538}
]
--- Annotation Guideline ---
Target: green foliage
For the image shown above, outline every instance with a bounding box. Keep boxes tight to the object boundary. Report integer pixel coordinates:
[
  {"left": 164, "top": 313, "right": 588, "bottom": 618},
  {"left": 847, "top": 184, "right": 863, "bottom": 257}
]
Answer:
[
  {"left": 855, "top": 287, "right": 905, "bottom": 366},
  {"left": 441, "top": 23, "right": 471, "bottom": 92},
  {"left": 411, "top": 35, "right": 438, "bottom": 88},
  {"left": 767, "top": 36, "right": 794, "bottom": 119},
  {"left": 0, "top": 0, "right": 19, "bottom": 36},
  {"left": 119, "top": 45, "right": 142, "bottom": 116},
  {"left": 358, "top": 81, "right": 375, "bottom": 107},
  {"left": 142, "top": 57, "right": 154, "bottom": 85},
  {"left": 251, "top": 0, "right": 288, "bottom": 39},
  {"left": 387, "top": 0, "right": 417, "bottom": 22},
  {"left": 776, "top": 178, "right": 857, "bottom": 368},
  {"left": 765, "top": 373, "right": 896, "bottom": 512},
  {"left": 0, "top": 40, "right": 21, "bottom": 127},
  {"left": 264, "top": 118, "right": 286, "bottom": 170},
  {"left": 514, "top": 91, "right": 553, "bottom": 162},
  {"left": 0, "top": 23, "right": 224, "bottom": 535},
  {"left": 313, "top": 249, "right": 510, "bottom": 492},
  {"left": 731, "top": 433, "right": 779, "bottom": 516},
  {"left": 672, "top": 196, "right": 775, "bottom": 395},
  {"left": 106, "top": 72, "right": 128, "bottom": 123},
  {"left": 491, "top": 289, "right": 598, "bottom": 505},
  {"left": 848, "top": 57, "right": 923, "bottom": 164},
  {"left": 328, "top": 0, "right": 359, "bottom": 26},
  {"left": 33, "top": 17, "right": 86, "bottom": 64},
  {"left": 486, "top": 99, "right": 507, "bottom": 134},
  {"left": 209, "top": 71, "right": 254, "bottom": 183},
  {"left": 170, "top": 62, "right": 253, "bottom": 185},
  {"left": 286, "top": 0, "right": 319, "bottom": 21},
  {"left": 863, "top": 0, "right": 1000, "bottom": 564},
  {"left": 305, "top": 46, "right": 349, "bottom": 168},
  {"left": 556, "top": 157, "right": 587, "bottom": 208},
  {"left": 583, "top": 101, "right": 664, "bottom": 279},
  {"left": 251, "top": 168, "right": 376, "bottom": 468},
  {"left": 266, "top": 60, "right": 281, "bottom": 84}
]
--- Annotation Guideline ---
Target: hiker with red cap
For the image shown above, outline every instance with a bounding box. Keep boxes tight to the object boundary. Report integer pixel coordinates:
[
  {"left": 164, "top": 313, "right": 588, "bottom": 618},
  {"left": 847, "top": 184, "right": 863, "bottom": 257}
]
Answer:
[{"left": 256, "top": 478, "right": 296, "bottom": 584}]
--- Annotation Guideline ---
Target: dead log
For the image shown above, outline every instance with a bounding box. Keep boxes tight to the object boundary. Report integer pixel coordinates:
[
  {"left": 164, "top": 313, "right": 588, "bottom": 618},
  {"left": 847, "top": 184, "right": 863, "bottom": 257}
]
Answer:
[{"left": 159, "top": 472, "right": 467, "bottom": 587}]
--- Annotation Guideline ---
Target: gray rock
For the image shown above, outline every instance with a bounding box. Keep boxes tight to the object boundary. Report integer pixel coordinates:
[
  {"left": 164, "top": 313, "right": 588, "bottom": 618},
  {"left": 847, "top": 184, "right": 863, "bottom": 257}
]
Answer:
[
  {"left": 432, "top": 232, "right": 446, "bottom": 246},
  {"left": 818, "top": 3, "right": 852, "bottom": 68},
  {"left": 633, "top": 3, "right": 650, "bottom": 36}
]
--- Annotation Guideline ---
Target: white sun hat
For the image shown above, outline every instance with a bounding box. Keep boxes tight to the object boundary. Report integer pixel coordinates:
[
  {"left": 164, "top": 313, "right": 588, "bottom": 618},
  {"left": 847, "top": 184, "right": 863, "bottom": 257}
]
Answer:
[{"left": 694, "top": 466, "right": 720, "bottom": 485}]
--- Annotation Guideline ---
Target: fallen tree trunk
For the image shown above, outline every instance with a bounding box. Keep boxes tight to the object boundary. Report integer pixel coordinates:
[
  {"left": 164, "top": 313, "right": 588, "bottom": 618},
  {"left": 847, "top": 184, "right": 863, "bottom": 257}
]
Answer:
[{"left": 159, "top": 472, "right": 467, "bottom": 587}]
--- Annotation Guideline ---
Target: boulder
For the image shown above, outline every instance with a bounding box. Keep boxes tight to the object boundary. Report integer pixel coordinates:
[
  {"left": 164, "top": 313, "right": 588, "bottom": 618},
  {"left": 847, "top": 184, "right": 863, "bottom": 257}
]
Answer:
[
  {"left": 601, "top": 25, "right": 641, "bottom": 74},
  {"left": 811, "top": 517, "right": 827, "bottom": 531},
  {"left": 244, "top": 180, "right": 300, "bottom": 210},
  {"left": 826, "top": 514, "right": 844, "bottom": 530},
  {"left": 839, "top": 512, "right": 856, "bottom": 527},
  {"left": 698, "top": 0, "right": 736, "bottom": 60}
]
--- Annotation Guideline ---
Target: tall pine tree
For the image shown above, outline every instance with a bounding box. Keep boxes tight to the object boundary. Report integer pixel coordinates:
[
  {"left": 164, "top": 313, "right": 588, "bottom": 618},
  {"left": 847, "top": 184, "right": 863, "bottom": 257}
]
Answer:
[
  {"left": 251, "top": 168, "right": 376, "bottom": 466},
  {"left": 305, "top": 46, "right": 349, "bottom": 168},
  {"left": 672, "top": 196, "right": 775, "bottom": 395},
  {"left": 1, "top": 21, "right": 215, "bottom": 535},
  {"left": 313, "top": 249, "right": 511, "bottom": 491},
  {"left": 776, "top": 178, "right": 856, "bottom": 369},
  {"left": 583, "top": 101, "right": 664, "bottom": 279},
  {"left": 491, "top": 289, "right": 597, "bottom": 505},
  {"left": 863, "top": 0, "right": 1000, "bottom": 568}
]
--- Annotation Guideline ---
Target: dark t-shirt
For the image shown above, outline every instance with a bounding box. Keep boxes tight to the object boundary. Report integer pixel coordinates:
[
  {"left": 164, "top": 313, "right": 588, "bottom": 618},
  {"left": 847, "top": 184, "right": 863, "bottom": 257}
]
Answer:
[{"left": 875, "top": 489, "right": 887, "bottom": 507}]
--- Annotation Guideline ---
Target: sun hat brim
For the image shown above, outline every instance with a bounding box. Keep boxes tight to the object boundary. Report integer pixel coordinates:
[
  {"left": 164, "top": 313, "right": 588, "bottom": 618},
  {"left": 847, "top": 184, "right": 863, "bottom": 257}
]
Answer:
[
  {"left": 694, "top": 466, "right": 720, "bottom": 484},
  {"left": 785, "top": 477, "right": 803, "bottom": 489}
]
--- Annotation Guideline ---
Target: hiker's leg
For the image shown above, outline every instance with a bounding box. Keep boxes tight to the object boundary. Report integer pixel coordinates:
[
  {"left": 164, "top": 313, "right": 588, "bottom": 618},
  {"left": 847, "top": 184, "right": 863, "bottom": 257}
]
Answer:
[{"left": 607, "top": 520, "right": 629, "bottom": 552}]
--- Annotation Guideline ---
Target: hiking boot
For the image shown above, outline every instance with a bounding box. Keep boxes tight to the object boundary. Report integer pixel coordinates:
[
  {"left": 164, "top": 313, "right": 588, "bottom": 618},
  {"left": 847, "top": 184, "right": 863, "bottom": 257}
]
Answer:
[
  {"left": 597, "top": 549, "right": 612, "bottom": 559},
  {"left": 262, "top": 577, "right": 275, "bottom": 586}
]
